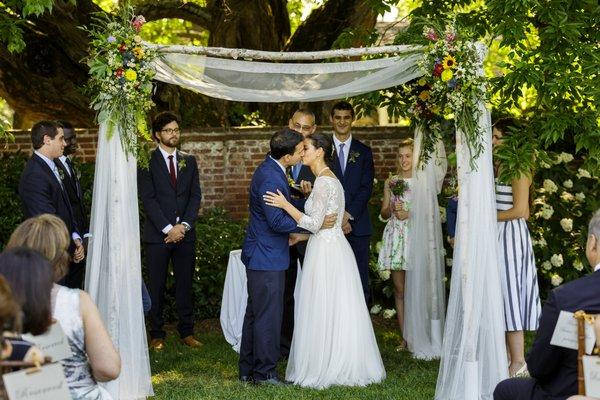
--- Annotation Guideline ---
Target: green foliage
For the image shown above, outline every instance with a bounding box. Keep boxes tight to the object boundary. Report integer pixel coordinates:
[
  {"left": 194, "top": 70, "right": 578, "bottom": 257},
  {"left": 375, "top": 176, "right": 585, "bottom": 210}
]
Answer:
[{"left": 0, "top": 153, "right": 27, "bottom": 249}]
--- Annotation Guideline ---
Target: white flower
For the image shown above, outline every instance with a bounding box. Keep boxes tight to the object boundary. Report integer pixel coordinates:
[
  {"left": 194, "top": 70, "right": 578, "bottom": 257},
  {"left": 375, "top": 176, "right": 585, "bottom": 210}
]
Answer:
[
  {"left": 575, "top": 192, "right": 586, "bottom": 202},
  {"left": 373, "top": 178, "right": 378, "bottom": 185},
  {"left": 378, "top": 270, "right": 391, "bottom": 281},
  {"left": 536, "top": 204, "right": 554, "bottom": 220},
  {"left": 573, "top": 260, "right": 584, "bottom": 271},
  {"left": 559, "top": 152, "right": 574, "bottom": 163},
  {"left": 577, "top": 168, "right": 591, "bottom": 179},
  {"left": 440, "top": 207, "right": 447, "bottom": 223},
  {"left": 543, "top": 179, "right": 558, "bottom": 194},
  {"left": 560, "top": 218, "right": 573, "bottom": 232},
  {"left": 446, "top": 257, "right": 453, "bottom": 267},
  {"left": 370, "top": 304, "right": 382, "bottom": 315},
  {"left": 563, "top": 179, "right": 573, "bottom": 188},
  {"left": 441, "top": 247, "right": 447, "bottom": 256},
  {"left": 375, "top": 241, "right": 383, "bottom": 253},
  {"left": 541, "top": 261, "right": 552, "bottom": 271},
  {"left": 551, "top": 274, "right": 563, "bottom": 287},
  {"left": 537, "top": 237, "right": 547, "bottom": 248},
  {"left": 540, "top": 160, "right": 552, "bottom": 169},
  {"left": 561, "top": 191, "right": 575, "bottom": 202},
  {"left": 382, "top": 309, "right": 397, "bottom": 319},
  {"left": 551, "top": 253, "right": 564, "bottom": 267}
]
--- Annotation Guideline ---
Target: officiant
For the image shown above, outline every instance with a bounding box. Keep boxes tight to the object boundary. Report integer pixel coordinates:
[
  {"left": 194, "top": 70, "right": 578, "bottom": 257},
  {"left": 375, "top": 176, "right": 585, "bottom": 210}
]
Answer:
[{"left": 138, "top": 111, "right": 202, "bottom": 351}]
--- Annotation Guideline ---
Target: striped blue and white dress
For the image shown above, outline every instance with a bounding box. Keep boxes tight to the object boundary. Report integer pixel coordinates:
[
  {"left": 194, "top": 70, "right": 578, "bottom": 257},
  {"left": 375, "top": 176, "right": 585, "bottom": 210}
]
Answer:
[{"left": 496, "top": 181, "right": 541, "bottom": 332}]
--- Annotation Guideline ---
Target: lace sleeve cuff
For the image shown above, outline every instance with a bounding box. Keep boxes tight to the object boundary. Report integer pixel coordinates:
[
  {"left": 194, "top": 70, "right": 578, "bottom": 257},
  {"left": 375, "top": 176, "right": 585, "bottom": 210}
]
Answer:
[{"left": 298, "top": 214, "right": 319, "bottom": 234}]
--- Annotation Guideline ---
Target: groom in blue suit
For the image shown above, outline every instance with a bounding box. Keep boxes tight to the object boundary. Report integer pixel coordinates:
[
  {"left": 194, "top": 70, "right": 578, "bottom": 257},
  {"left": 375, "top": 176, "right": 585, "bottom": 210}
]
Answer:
[
  {"left": 239, "top": 128, "right": 305, "bottom": 385},
  {"left": 330, "top": 101, "right": 375, "bottom": 303}
]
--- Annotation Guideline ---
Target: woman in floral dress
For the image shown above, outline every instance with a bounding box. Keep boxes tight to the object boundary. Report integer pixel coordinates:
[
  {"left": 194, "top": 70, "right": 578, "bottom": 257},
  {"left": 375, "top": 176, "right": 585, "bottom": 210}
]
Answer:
[{"left": 377, "top": 138, "right": 413, "bottom": 350}]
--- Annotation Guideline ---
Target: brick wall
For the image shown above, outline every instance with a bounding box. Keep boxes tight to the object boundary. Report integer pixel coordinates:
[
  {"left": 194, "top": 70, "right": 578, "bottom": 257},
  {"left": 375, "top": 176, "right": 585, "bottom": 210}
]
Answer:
[{"left": 4, "top": 126, "right": 411, "bottom": 219}]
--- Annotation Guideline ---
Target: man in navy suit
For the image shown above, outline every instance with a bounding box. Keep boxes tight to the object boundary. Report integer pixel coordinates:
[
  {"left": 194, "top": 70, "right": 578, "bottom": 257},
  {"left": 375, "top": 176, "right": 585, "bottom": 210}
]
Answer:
[
  {"left": 18, "top": 120, "right": 85, "bottom": 266},
  {"left": 494, "top": 209, "right": 600, "bottom": 400},
  {"left": 280, "top": 108, "right": 317, "bottom": 358},
  {"left": 138, "top": 111, "right": 202, "bottom": 351},
  {"left": 330, "top": 101, "right": 375, "bottom": 303},
  {"left": 54, "top": 120, "right": 88, "bottom": 289}
]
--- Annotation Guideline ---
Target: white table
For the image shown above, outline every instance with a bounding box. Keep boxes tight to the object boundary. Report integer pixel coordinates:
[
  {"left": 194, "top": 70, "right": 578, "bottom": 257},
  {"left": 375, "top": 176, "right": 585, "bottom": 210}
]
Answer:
[{"left": 220, "top": 249, "right": 301, "bottom": 353}]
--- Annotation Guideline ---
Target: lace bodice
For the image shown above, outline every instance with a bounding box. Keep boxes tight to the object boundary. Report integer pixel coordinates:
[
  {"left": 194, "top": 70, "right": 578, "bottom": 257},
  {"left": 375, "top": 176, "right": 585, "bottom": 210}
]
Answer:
[{"left": 298, "top": 176, "right": 345, "bottom": 239}]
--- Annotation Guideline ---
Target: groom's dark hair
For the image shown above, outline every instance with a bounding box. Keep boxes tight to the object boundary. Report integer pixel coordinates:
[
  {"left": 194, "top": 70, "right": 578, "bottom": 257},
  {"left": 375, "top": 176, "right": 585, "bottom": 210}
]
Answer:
[{"left": 270, "top": 128, "right": 303, "bottom": 159}]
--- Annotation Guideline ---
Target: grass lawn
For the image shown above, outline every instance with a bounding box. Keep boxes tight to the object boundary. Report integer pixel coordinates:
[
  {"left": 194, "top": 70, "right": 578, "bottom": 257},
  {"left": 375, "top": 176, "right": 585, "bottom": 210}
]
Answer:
[{"left": 149, "top": 317, "right": 440, "bottom": 399}]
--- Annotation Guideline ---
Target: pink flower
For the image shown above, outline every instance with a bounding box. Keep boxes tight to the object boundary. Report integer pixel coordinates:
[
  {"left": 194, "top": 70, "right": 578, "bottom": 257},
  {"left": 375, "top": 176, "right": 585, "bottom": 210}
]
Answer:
[
  {"left": 132, "top": 15, "right": 146, "bottom": 32},
  {"left": 446, "top": 32, "right": 456, "bottom": 42},
  {"left": 425, "top": 29, "right": 438, "bottom": 41}
]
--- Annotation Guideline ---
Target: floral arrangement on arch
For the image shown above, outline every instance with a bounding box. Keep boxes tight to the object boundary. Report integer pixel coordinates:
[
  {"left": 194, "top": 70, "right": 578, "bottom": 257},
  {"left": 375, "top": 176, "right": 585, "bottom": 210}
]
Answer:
[
  {"left": 85, "top": 5, "right": 156, "bottom": 164},
  {"left": 408, "top": 23, "right": 487, "bottom": 167}
]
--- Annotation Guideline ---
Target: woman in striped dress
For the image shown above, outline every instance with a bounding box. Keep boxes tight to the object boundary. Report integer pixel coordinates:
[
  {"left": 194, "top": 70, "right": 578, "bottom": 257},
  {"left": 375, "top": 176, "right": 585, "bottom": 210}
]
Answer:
[{"left": 493, "top": 119, "right": 542, "bottom": 378}]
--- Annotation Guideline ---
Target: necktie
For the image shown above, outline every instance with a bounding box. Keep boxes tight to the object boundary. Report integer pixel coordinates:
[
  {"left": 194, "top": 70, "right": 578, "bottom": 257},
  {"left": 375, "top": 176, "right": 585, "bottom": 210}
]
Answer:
[
  {"left": 67, "top": 158, "right": 82, "bottom": 198},
  {"left": 292, "top": 163, "right": 301, "bottom": 180},
  {"left": 338, "top": 143, "right": 346, "bottom": 174},
  {"left": 168, "top": 155, "right": 177, "bottom": 187}
]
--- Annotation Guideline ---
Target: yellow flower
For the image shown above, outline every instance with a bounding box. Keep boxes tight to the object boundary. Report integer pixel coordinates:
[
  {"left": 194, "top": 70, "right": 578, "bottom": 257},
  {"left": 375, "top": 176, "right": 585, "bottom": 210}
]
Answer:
[
  {"left": 132, "top": 46, "right": 145, "bottom": 59},
  {"left": 418, "top": 78, "right": 427, "bottom": 86},
  {"left": 442, "top": 55, "right": 457, "bottom": 69},
  {"left": 441, "top": 69, "right": 453, "bottom": 82},
  {"left": 418, "top": 91, "right": 430, "bottom": 101},
  {"left": 124, "top": 69, "right": 137, "bottom": 81}
]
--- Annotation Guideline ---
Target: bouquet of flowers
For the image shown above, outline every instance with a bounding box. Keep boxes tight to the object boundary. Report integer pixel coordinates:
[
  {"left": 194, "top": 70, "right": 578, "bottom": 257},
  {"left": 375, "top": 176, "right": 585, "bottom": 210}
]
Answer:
[
  {"left": 389, "top": 174, "right": 409, "bottom": 197},
  {"left": 85, "top": 5, "right": 157, "bottom": 165},
  {"left": 408, "top": 23, "right": 487, "bottom": 168}
]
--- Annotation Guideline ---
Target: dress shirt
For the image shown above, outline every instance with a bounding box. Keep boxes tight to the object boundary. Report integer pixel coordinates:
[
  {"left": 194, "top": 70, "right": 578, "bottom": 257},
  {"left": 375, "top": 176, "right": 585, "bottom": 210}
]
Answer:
[
  {"left": 332, "top": 134, "right": 353, "bottom": 170},
  {"left": 157, "top": 145, "right": 177, "bottom": 178},
  {"left": 595, "top": 263, "right": 600, "bottom": 273},
  {"left": 58, "top": 155, "right": 72, "bottom": 177}
]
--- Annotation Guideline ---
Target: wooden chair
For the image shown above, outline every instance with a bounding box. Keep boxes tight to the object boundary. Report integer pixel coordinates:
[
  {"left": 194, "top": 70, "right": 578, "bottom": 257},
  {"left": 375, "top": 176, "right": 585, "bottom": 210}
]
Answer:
[
  {"left": 574, "top": 311, "right": 599, "bottom": 396},
  {"left": 0, "top": 358, "right": 51, "bottom": 400}
]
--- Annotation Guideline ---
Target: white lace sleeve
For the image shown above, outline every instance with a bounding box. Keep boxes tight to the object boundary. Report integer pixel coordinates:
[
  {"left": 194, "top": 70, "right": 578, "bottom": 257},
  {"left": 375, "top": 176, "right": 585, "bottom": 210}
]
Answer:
[{"left": 298, "top": 179, "right": 330, "bottom": 234}]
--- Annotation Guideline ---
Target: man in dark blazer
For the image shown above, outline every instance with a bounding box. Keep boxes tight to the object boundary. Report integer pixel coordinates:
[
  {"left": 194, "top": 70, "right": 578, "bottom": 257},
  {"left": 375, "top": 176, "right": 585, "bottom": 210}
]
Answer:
[
  {"left": 138, "top": 111, "right": 202, "bottom": 351},
  {"left": 239, "top": 128, "right": 305, "bottom": 385},
  {"left": 18, "top": 120, "right": 85, "bottom": 265},
  {"left": 280, "top": 108, "right": 317, "bottom": 358},
  {"left": 494, "top": 209, "right": 600, "bottom": 400},
  {"left": 330, "top": 101, "right": 375, "bottom": 303},
  {"left": 54, "top": 120, "right": 88, "bottom": 289}
]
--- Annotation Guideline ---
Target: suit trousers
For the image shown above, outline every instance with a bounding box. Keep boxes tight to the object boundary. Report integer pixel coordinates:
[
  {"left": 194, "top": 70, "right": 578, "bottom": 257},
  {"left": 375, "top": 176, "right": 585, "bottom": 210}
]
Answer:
[
  {"left": 145, "top": 241, "right": 195, "bottom": 339},
  {"left": 280, "top": 244, "right": 303, "bottom": 358},
  {"left": 239, "top": 269, "right": 285, "bottom": 381},
  {"left": 61, "top": 259, "right": 86, "bottom": 289},
  {"left": 346, "top": 233, "right": 372, "bottom": 304},
  {"left": 494, "top": 378, "right": 546, "bottom": 400}
]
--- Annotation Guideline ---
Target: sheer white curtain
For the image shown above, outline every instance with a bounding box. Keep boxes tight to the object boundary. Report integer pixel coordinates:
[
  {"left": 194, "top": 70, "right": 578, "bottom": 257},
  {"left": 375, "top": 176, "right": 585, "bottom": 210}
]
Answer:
[
  {"left": 152, "top": 54, "right": 424, "bottom": 102},
  {"left": 85, "top": 120, "right": 153, "bottom": 400},
  {"left": 404, "top": 128, "right": 447, "bottom": 360},
  {"left": 435, "top": 44, "right": 507, "bottom": 400}
]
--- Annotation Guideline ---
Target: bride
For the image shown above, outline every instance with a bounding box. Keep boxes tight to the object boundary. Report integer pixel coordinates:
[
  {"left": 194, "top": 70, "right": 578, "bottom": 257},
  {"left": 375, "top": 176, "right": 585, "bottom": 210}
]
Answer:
[{"left": 263, "top": 133, "right": 386, "bottom": 389}]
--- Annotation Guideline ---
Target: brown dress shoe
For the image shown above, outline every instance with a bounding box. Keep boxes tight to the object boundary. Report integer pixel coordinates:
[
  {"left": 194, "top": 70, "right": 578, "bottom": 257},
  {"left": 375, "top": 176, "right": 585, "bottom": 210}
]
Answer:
[
  {"left": 150, "top": 338, "right": 165, "bottom": 351},
  {"left": 181, "top": 335, "right": 202, "bottom": 348}
]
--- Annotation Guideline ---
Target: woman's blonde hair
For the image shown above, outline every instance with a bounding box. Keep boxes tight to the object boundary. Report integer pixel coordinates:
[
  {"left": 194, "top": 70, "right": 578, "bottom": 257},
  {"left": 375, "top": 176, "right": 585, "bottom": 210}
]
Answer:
[
  {"left": 6, "top": 214, "right": 70, "bottom": 281},
  {"left": 398, "top": 137, "right": 415, "bottom": 149}
]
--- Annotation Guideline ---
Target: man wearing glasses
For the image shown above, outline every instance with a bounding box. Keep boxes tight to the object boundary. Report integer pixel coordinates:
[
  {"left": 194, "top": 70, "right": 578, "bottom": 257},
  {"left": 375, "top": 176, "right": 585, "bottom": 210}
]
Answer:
[{"left": 138, "top": 111, "right": 202, "bottom": 351}]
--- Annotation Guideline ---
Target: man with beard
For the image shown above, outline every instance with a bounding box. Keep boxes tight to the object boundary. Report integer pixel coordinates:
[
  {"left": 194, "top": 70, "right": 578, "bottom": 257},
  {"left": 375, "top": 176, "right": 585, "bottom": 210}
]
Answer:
[{"left": 138, "top": 111, "right": 202, "bottom": 351}]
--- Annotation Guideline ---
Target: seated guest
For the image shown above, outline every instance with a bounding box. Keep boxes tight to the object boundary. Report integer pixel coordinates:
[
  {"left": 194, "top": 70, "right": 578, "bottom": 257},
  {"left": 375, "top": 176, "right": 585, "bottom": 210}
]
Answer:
[
  {"left": 6, "top": 214, "right": 120, "bottom": 400},
  {"left": 0, "top": 271, "right": 44, "bottom": 364},
  {"left": 494, "top": 208, "right": 600, "bottom": 400}
]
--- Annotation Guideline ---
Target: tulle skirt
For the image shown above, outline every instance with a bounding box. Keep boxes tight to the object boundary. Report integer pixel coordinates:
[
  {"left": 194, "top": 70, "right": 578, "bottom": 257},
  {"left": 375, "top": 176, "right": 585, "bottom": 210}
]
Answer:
[{"left": 285, "top": 229, "right": 386, "bottom": 389}]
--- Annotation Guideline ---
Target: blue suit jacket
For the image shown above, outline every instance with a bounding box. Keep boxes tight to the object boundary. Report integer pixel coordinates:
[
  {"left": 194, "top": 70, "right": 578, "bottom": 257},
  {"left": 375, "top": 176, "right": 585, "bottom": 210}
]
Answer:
[
  {"left": 526, "top": 270, "right": 600, "bottom": 399},
  {"left": 331, "top": 137, "right": 375, "bottom": 237},
  {"left": 241, "top": 156, "right": 298, "bottom": 271},
  {"left": 18, "top": 153, "right": 79, "bottom": 238}
]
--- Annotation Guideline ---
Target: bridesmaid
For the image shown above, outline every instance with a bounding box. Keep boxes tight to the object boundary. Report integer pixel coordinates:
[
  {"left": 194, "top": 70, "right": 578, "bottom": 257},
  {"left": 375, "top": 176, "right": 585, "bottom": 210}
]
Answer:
[
  {"left": 493, "top": 118, "right": 541, "bottom": 377},
  {"left": 377, "top": 138, "right": 414, "bottom": 351}
]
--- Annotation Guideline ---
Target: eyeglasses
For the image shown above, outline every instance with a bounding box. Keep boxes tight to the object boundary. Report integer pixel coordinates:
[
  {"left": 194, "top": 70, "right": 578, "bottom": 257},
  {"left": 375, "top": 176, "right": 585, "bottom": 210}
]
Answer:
[{"left": 161, "top": 128, "right": 180, "bottom": 135}]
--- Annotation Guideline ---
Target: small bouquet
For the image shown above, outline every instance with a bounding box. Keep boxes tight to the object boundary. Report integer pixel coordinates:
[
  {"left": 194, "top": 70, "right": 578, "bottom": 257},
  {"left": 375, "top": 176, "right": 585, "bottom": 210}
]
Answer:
[{"left": 389, "top": 174, "right": 409, "bottom": 197}]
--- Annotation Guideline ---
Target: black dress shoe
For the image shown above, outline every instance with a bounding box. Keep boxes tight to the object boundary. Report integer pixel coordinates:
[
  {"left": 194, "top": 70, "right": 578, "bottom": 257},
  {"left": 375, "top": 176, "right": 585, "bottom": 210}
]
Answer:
[
  {"left": 256, "top": 377, "right": 287, "bottom": 386},
  {"left": 239, "top": 375, "right": 254, "bottom": 384}
]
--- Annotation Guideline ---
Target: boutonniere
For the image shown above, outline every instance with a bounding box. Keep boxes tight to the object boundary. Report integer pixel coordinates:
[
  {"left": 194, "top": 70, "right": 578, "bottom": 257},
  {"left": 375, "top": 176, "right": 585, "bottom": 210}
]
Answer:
[
  {"left": 178, "top": 157, "right": 187, "bottom": 171},
  {"left": 348, "top": 151, "right": 360, "bottom": 164},
  {"left": 75, "top": 169, "right": 82, "bottom": 180},
  {"left": 57, "top": 168, "right": 65, "bottom": 180},
  {"left": 287, "top": 175, "right": 296, "bottom": 187}
]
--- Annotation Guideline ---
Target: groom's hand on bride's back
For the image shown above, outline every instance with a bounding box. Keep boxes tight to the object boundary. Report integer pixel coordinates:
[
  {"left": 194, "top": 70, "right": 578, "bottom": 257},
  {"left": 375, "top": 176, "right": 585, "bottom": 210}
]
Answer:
[{"left": 321, "top": 214, "right": 337, "bottom": 229}]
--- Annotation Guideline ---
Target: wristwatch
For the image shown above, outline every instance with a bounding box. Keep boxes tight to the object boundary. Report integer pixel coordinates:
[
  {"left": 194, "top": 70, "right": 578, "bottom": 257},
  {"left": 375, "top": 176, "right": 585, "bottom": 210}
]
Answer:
[{"left": 182, "top": 222, "right": 191, "bottom": 232}]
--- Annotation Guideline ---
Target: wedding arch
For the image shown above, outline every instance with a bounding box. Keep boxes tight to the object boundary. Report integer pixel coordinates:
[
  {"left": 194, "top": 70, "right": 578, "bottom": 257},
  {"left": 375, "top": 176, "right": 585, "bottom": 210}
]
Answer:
[{"left": 85, "top": 10, "right": 506, "bottom": 400}]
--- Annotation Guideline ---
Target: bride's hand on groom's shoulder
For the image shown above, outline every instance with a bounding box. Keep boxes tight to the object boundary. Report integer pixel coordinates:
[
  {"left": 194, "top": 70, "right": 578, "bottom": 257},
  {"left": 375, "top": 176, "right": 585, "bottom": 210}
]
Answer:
[{"left": 263, "top": 189, "right": 288, "bottom": 208}]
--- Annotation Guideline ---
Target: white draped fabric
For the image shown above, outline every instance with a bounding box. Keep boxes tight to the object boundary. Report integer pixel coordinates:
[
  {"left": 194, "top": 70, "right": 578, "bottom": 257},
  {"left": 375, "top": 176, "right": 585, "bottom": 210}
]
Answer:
[
  {"left": 152, "top": 54, "right": 423, "bottom": 102},
  {"left": 435, "top": 45, "right": 508, "bottom": 400},
  {"left": 404, "top": 129, "right": 447, "bottom": 360},
  {"left": 85, "top": 121, "right": 153, "bottom": 400}
]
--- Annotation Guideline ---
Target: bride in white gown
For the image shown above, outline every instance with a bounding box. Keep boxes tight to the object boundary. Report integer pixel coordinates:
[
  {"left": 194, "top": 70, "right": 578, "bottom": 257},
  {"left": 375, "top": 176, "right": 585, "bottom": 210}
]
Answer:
[{"left": 263, "top": 133, "right": 386, "bottom": 389}]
